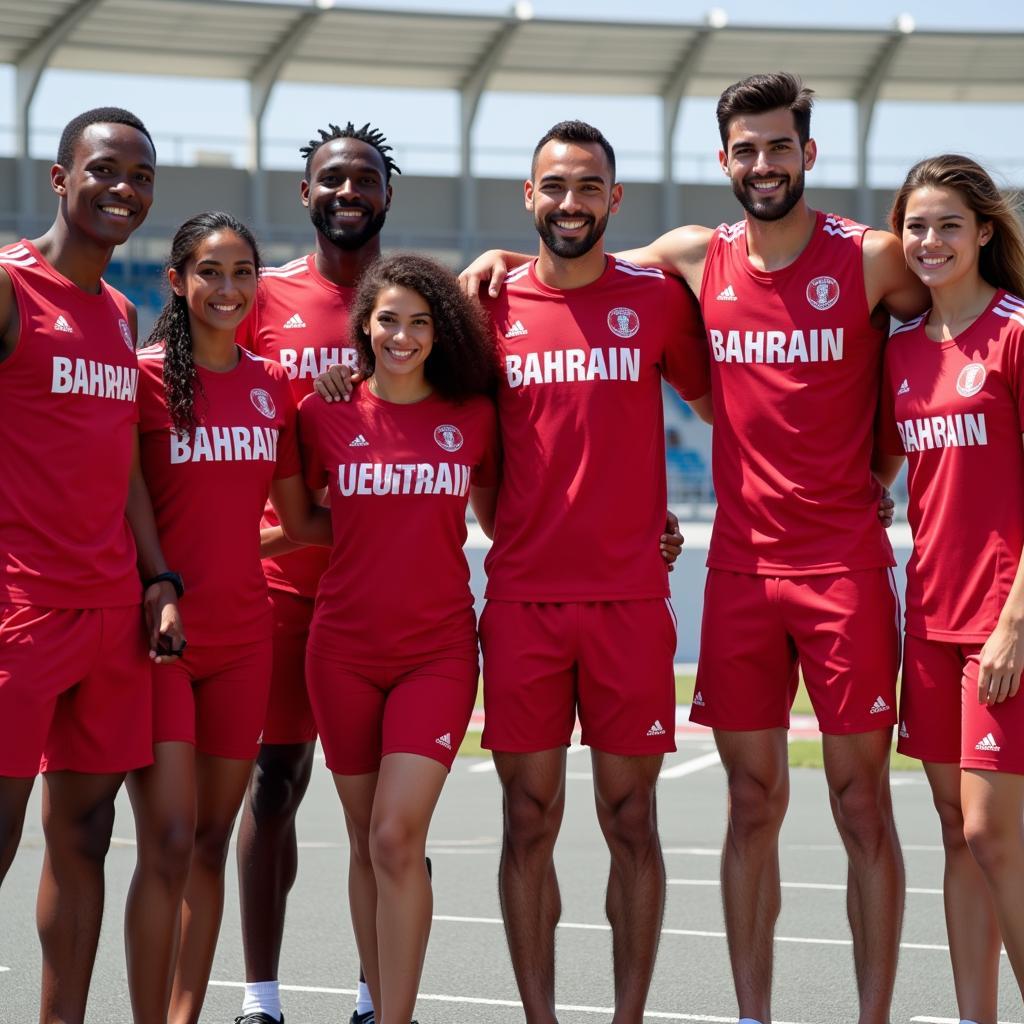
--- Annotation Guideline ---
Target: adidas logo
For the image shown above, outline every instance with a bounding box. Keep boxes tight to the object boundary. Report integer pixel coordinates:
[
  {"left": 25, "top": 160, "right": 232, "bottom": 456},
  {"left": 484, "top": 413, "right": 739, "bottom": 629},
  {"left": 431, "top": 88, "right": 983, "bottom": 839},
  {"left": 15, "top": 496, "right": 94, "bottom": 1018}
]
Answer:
[
  {"left": 899, "top": 722, "right": 909, "bottom": 739},
  {"left": 716, "top": 284, "right": 738, "bottom": 302},
  {"left": 975, "top": 732, "right": 1001, "bottom": 752},
  {"left": 53, "top": 314, "right": 73, "bottom": 333},
  {"left": 505, "top": 320, "right": 528, "bottom": 338},
  {"left": 646, "top": 720, "right": 666, "bottom": 737},
  {"left": 283, "top": 313, "right": 306, "bottom": 329},
  {"left": 897, "top": 379, "right": 910, "bottom": 395},
  {"left": 869, "top": 695, "right": 891, "bottom": 715},
  {"left": 349, "top": 434, "right": 369, "bottom": 447},
  {"left": 692, "top": 691, "right": 705, "bottom": 707},
  {"left": 435, "top": 733, "right": 452, "bottom": 750}
]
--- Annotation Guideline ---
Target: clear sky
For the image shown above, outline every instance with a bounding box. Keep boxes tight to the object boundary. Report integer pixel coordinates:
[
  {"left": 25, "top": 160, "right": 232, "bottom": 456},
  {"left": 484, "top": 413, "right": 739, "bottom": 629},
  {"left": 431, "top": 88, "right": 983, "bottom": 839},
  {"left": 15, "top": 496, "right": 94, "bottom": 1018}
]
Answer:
[{"left": 1, "top": 0, "right": 1022, "bottom": 188}]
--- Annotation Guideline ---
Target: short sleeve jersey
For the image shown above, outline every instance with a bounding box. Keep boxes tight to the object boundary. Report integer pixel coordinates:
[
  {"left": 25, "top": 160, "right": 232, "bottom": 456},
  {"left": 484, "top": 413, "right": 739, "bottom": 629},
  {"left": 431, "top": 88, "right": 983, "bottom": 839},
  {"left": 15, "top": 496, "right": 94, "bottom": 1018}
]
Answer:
[
  {"left": 236, "top": 253, "right": 358, "bottom": 599},
  {"left": 699, "top": 211, "right": 895, "bottom": 575},
  {"left": 137, "top": 344, "right": 300, "bottom": 645},
  {"left": 0, "top": 240, "right": 140, "bottom": 608},
  {"left": 879, "top": 291, "right": 1024, "bottom": 641},
  {"left": 300, "top": 385, "right": 499, "bottom": 664},
  {"left": 481, "top": 255, "right": 710, "bottom": 602}
]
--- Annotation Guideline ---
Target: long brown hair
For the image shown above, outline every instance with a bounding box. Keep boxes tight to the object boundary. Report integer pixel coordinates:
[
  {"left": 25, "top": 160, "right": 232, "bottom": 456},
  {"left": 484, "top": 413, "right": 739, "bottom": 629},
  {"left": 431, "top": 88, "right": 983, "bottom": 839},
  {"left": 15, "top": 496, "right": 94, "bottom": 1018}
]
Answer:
[{"left": 889, "top": 155, "right": 1024, "bottom": 298}]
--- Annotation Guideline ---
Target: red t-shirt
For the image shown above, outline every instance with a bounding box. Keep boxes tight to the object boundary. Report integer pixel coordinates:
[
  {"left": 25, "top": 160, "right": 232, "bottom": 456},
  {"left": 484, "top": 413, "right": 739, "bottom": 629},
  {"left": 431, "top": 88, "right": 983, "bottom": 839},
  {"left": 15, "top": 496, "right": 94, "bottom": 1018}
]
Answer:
[
  {"left": 137, "top": 344, "right": 300, "bottom": 645},
  {"left": 481, "top": 255, "right": 709, "bottom": 602},
  {"left": 698, "top": 211, "right": 895, "bottom": 575},
  {"left": 300, "top": 385, "right": 499, "bottom": 664},
  {"left": 0, "top": 240, "right": 140, "bottom": 608},
  {"left": 879, "top": 291, "right": 1024, "bottom": 641},
  {"left": 237, "top": 253, "right": 358, "bottom": 599}
]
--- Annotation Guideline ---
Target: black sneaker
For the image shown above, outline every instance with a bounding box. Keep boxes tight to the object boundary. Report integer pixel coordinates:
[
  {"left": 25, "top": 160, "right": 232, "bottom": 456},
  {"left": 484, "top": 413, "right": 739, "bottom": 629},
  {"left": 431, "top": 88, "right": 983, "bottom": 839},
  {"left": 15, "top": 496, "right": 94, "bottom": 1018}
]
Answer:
[
  {"left": 349, "top": 1012, "right": 374, "bottom": 1024},
  {"left": 234, "top": 1014, "right": 283, "bottom": 1024}
]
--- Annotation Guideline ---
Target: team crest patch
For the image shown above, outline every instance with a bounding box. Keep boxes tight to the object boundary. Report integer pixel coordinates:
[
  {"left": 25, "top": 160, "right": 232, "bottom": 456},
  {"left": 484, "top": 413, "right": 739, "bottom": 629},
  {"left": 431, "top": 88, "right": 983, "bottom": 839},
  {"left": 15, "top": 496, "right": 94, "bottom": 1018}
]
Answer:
[
  {"left": 956, "top": 363, "right": 986, "bottom": 398},
  {"left": 250, "top": 388, "right": 276, "bottom": 419},
  {"left": 806, "top": 276, "right": 840, "bottom": 311},
  {"left": 607, "top": 307, "right": 639, "bottom": 339},
  {"left": 118, "top": 318, "right": 135, "bottom": 351},
  {"left": 434, "top": 424, "right": 463, "bottom": 452}
]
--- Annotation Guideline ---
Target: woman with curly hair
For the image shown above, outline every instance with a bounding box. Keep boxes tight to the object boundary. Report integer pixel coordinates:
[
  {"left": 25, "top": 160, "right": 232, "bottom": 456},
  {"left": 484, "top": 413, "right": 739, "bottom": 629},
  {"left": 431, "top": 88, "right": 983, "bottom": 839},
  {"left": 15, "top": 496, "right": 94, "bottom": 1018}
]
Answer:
[
  {"left": 287, "top": 251, "right": 500, "bottom": 1024},
  {"left": 127, "top": 211, "right": 324, "bottom": 1024}
]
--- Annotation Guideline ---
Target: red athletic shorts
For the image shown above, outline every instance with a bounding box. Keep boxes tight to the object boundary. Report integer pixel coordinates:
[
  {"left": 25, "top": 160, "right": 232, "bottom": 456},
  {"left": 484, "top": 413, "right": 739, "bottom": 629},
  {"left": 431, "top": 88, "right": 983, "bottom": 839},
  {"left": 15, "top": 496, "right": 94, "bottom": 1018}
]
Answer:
[
  {"left": 152, "top": 638, "right": 273, "bottom": 760},
  {"left": 305, "top": 648, "right": 478, "bottom": 775},
  {"left": 899, "top": 634, "right": 1024, "bottom": 773},
  {"left": 692, "top": 569, "right": 900, "bottom": 734},
  {"left": 261, "top": 588, "right": 317, "bottom": 745},
  {"left": 0, "top": 603, "right": 151, "bottom": 777},
  {"left": 479, "top": 599, "right": 678, "bottom": 755}
]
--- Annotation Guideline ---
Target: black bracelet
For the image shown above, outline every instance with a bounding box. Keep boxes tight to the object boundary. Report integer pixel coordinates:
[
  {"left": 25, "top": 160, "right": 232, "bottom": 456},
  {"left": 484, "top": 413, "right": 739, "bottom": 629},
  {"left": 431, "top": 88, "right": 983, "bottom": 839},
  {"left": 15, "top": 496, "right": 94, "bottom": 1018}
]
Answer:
[{"left": 142, "top": 571, "right": 185, "bottom": 599}]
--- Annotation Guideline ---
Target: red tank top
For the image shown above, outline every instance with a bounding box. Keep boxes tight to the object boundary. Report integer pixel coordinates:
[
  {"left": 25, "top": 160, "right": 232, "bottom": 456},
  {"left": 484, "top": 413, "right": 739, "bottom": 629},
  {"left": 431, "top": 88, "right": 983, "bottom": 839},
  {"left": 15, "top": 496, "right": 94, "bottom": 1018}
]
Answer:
[
  {"left": 0, "top": 240, "right": 140, "bottom": 608},
  {"left": 699, "top": 211, "right": 894, "bottom": 574}
]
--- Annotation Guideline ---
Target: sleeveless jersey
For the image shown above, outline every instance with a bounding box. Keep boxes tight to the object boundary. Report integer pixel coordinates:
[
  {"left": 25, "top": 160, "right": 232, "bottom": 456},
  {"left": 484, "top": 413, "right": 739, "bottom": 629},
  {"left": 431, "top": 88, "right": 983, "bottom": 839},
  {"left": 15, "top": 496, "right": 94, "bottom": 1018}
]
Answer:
[
  {"left": 137, "top": 344, "right": 300, "bottom": 645},
  {"left": 300, "top": 386, "right": 499, "bottom": 664},
  {"left": 0, "top": 240, "right": 140, "bottom": 608},
  {"left": 879, "top": 291, "right": 1024, "bottom": 641},
  {"left": 699, "top": 211, "right": 894, "bottom": 575},
  {"left": 482, "top": 255, "right": 710, "bottom": 602},
  {"left": 236, "top": 254, "right": 357, "bottom": 599}
]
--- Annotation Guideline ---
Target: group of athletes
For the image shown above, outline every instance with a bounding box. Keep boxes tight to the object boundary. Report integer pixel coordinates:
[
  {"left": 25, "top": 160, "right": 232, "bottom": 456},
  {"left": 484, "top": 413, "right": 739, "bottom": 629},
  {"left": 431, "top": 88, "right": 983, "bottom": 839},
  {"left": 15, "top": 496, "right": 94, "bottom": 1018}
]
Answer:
[{"left": 0, "top": 68, "right": 1022, "bottom": 1024}]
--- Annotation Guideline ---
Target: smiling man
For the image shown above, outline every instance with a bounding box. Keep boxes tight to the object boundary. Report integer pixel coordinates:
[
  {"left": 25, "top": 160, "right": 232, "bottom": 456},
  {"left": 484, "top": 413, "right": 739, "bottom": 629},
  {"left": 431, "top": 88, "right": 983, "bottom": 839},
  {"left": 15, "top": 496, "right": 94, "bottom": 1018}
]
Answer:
[
  {"left": 234, "top": 121, "right": 398, "bottom": 1024},
  {"left": 0, "top": 106, "right": 184, "bottom": 1024}
]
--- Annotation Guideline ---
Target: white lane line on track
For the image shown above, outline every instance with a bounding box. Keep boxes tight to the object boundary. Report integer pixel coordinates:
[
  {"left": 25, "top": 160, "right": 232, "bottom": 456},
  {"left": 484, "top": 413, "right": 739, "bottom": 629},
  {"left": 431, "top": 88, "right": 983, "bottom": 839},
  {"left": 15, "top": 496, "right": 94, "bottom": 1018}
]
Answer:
[
  {"left": 431, "top": 914, "right": 986, "bottom": 953},
  {"left": 0, "top": 966, "right": 9, "bottom": 972},
  {"left": 205, "top": 979, "right": 813, "bottom": 1022},
  {"left": 659, "top": 752, "right": 722, "bottom": 778},
  {"left": 668, "top": 878, "right": 944, "bottom": 895},
  {"left": 912, "top": 1018, "right": 1021, "bottom": 1024}
]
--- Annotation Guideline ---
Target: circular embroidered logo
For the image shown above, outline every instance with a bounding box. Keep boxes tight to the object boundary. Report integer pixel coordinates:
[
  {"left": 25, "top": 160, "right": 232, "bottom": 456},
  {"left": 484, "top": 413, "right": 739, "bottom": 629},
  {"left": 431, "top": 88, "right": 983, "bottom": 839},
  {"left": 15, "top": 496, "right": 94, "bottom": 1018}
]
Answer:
[
  {"left": 434, "top": 424, "right": 464, "bottom": 452},
  {"left": 806, "top": 276, "right": 840, "bottom": 311},
  {"left": 250, "top": 388, "right": 276, "bottom": 418},
  {"left": 956, "top": 363, "right": 986, "bottom": 398},
  {"left": 607, "top": 307, "right": 639, "bottom": 338},
  {"left": 118, "top": 318, "right": 135, "bottom": 351}
]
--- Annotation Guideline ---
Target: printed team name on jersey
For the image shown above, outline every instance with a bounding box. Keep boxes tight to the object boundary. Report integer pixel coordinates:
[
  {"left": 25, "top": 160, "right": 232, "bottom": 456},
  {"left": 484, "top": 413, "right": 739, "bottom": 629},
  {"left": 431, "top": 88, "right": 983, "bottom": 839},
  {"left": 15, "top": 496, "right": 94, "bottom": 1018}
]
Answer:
[
  {"left": 51, "top": 356, "right": 138, "bottom": 401},
  {"left": 504, "top": 347, "right": 640, "bottom": 389},
  {"left": 170, "top": 425, "right": 280, "bottom": 464},
  {"left": 278, "top": 346, "right": 358, "bottom": 380},
  {"left": 897, "top": 413, "right": 987, "bottom": 453},
  {"left": 709, "top": 328, "right": 843, "bottom": 364},
  {"left": 338, "top": 462, "right": 472, "bottom": 497}
]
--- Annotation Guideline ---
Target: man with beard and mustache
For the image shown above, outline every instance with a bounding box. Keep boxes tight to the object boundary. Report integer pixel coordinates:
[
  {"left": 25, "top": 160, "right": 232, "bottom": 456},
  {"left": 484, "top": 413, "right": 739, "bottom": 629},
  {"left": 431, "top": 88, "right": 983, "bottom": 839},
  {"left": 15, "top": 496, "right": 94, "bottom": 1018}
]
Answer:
[
  {"left": 461, "top": 77, "right": 930, "bottom": 1024},
  {"left": 477, "top": 120, "right": 710, "bottom": 1024},
  {"left": 233, "top": 121, "right": 397, "bottom": 1024}
]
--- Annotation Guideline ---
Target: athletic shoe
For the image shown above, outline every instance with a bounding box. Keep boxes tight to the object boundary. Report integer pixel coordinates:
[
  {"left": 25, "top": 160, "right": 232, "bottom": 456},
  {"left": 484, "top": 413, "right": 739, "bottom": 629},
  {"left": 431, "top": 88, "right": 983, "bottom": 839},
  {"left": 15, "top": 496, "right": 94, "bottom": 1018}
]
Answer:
[
  {"left": 234, "top": 1014, "right": 283, "bottom": 1024},
  {"left": 349, "top": 1012, "right": 374, "bottom": 1024}
]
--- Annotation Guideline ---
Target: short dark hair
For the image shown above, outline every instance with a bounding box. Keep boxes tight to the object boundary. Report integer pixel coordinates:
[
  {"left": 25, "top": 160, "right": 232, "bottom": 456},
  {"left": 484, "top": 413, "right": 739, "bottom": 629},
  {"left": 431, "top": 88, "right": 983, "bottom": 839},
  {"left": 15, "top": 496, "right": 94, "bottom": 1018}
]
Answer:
[
  {"left": 300, "top": 122, "right": 401, "bottom": 182},
  {"left": 531, "top": 120, "right": 616, "bottom": 180},
  {"left": 716, "top": 73, "right": 815, "bottom": 148},
  {"left": 57, "top": 107, "right": 154, "bottom": 168},
  {"left": 350, "top": 253, "right": 500, "bottom": 402}
]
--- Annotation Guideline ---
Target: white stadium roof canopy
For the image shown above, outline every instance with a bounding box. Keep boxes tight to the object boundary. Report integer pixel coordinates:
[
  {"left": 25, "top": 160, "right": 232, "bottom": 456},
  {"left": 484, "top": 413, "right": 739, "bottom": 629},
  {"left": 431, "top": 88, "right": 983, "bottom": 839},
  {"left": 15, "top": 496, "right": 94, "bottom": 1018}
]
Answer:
[{"left": 4, "top": 0, "right": 1022, "bottom": 237}]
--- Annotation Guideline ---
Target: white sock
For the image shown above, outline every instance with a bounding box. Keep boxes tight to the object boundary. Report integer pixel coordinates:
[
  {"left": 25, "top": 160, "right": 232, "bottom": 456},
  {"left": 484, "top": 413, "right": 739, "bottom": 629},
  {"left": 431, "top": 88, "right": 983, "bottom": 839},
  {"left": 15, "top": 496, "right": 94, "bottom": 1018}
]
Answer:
[
  {"left": 739, "top": 1019, "right": 765, "bottom": 1024},
  {"left": 960, "top": 1020, "right": 981, "bottom": 1024},
  {"left": 242, "top": 980, "right": 281, "bottom": 1020},
  {"left": 356, "top": 980, "right": 373, "bottom": 1014}
]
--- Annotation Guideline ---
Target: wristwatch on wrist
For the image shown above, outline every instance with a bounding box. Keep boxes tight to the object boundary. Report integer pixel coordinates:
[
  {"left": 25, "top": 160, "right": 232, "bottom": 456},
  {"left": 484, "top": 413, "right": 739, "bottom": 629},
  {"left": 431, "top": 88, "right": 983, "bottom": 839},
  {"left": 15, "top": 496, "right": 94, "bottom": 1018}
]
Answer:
[{"left": 142, "top": 570, "right": 185, "bottom": 599}]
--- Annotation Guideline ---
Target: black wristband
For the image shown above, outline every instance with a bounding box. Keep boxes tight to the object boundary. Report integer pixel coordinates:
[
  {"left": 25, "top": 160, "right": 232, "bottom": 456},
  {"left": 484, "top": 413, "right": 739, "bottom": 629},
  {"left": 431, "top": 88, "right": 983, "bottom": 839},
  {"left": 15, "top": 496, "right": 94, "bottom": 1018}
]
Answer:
[{"left": 142, "top": 571, "right": 185, "bottom": 599}]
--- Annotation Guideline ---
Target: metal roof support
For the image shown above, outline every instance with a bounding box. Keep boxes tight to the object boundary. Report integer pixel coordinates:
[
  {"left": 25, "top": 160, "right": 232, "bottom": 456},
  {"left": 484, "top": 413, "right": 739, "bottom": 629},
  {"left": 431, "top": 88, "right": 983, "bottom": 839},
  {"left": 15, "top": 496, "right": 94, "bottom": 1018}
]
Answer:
[
  {"left": 14, "top": 0, "right": 104, "bottom": 235},
  {"left": 659, "top": 26, "right": 713, "bottom": 230},
  {"left": 459, "top": 17, "right": 522, "bottom": 264},
  {"left": 248, "top": 7, "right": 324, "bottom": 233},
  {"left": 855, "top": 19, "right": 912, "bottom": 226}
]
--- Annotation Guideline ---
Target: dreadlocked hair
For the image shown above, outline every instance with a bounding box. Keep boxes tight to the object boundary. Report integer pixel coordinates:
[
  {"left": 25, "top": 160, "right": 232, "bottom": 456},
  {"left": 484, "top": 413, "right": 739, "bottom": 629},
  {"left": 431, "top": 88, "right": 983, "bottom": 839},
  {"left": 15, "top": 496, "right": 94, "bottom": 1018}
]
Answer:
[
  {"left": 300, "top": 122, "right": 401, "bottom": 181},
  {"left": 147, "top": 211, "right": 262, "bottom": 439}
]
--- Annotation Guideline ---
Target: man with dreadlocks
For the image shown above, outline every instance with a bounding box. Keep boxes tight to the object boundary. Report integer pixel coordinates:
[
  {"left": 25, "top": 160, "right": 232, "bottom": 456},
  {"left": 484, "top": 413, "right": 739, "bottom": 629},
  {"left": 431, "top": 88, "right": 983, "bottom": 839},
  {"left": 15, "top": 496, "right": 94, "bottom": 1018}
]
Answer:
[{"left": 234, "top": 121, "right": 398, "bottom": 1024}]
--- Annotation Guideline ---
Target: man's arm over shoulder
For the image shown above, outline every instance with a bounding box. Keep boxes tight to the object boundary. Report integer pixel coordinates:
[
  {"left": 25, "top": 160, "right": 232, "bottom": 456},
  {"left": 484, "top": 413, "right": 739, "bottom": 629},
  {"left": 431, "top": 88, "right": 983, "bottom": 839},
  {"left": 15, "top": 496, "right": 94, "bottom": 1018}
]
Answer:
[
  {"left": 863, "top": 230, "right": 929, "bottom": 322},
  {"left": 617, "top": 224, "right": 714, "bottom": 295},
  {"left": 0, "top": 266, "right": 18, "bottom": 363}
]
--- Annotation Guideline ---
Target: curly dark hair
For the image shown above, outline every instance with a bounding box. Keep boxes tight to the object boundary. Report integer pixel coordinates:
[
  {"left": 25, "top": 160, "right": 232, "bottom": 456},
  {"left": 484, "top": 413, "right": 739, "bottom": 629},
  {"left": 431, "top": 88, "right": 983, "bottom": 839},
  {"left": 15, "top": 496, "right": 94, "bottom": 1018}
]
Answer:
[
  {"left": 350, "top": 253, "right": 500, "bottom": 402},
  {"left": 300, "top": 122, "right": 401, "bottom": 181},
  {"left": 147, "top": 211, "right": 262, "bottom": 439}
]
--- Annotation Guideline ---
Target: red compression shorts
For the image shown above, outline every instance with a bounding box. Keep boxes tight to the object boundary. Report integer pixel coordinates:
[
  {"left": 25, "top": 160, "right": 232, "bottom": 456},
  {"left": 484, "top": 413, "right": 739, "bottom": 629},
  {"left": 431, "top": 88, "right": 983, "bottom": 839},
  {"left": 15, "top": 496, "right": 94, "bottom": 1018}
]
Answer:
[{"left": 261, "top": 588, "right": 317, "bottom": 745}]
